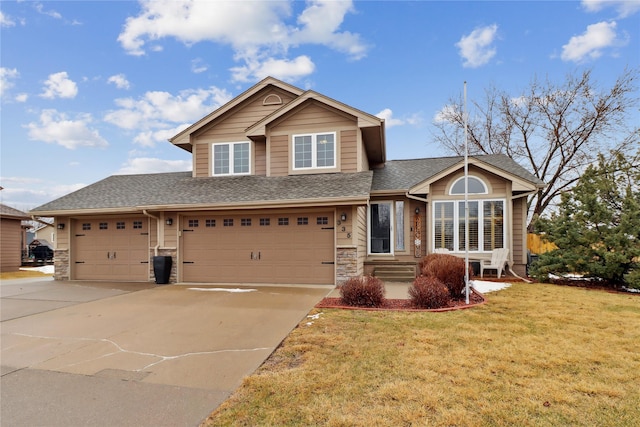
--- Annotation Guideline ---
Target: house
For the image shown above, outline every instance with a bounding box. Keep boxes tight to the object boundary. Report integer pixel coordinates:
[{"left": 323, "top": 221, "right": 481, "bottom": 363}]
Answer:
[
  {"left": 30, "top": 77, "right": 544, "bottom": 285},
  {"left": 0, "top": 203, "right": 31, "bottom": 272}
]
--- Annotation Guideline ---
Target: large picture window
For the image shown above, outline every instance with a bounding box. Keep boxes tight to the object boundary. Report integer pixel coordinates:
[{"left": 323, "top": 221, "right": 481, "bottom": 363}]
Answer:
[
  {"left": 433, "top": 200, "right": 504, "bottom": 252},
  {"left": 293, "top": 132, "right": 335, "bottom": 169},
  {"left": 212, "top": 142, "right": 250, "bottom": 175}
]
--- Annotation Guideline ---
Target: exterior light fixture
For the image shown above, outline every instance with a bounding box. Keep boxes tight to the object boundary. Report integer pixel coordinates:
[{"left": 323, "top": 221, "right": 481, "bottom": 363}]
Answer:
[
  {"left": 415, "top": 207, "right": 420, "bottom": 214},
  {"left": 165, "top": 218, "right": 173, "bottom": 226},
  {"left": 340, "top": 212, "right": 347, "bottom": 222},
  {"left": 57, "top": 223, "right": 65, "bottom": 230}
]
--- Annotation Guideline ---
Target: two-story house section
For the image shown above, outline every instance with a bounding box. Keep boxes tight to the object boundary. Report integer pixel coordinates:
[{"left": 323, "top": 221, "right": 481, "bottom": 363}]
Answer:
[{"left": 31, "top": 77, "right": 544, "bottom": 285}]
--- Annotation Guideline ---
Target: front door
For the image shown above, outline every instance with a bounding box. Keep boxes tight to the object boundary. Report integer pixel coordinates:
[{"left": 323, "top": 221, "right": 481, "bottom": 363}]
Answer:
[{"left": 369, "top": 202, "right": 393, "bottom": 254}]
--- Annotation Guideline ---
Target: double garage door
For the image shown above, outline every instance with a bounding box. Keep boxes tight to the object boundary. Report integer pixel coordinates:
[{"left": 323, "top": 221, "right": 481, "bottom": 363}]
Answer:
[
  {"left": 72, "top": 217, "right": 149, "bottom": 281},
  {"left": 181, "top": 211, "right": 335, "bottom": 285}
]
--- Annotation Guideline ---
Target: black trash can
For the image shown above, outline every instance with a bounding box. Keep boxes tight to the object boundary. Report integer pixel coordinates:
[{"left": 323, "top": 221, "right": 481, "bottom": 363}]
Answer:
[{"left": 153, "top": 256, "right": 172, "bottom": 284}]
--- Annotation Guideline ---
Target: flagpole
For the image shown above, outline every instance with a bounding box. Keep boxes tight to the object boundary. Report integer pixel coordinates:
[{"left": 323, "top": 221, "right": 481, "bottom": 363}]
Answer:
[{"left": 464, "top": 81, "right": 470, "bottom": 305}]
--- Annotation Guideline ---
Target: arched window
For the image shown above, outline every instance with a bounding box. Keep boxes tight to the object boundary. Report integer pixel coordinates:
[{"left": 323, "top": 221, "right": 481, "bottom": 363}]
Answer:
[{"left": 450, "top": 176, "right": 488, "bottom": 195}]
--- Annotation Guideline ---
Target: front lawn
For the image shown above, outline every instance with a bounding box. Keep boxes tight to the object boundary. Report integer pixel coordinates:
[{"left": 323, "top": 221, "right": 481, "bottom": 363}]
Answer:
[{"left": 203, "top": 283, "right": 640, "bottom": 426}]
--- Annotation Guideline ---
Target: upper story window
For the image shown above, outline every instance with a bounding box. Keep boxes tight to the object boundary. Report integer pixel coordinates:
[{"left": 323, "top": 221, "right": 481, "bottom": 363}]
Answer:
[
  {"left": 292, "top": 132, "right": 335, "bottom": 170},
  {"left": 212, "top": 142, "right": 250, "bottom": 176},
  {"left": 450, "top": 176, "right": 488, "bottom": 195}
]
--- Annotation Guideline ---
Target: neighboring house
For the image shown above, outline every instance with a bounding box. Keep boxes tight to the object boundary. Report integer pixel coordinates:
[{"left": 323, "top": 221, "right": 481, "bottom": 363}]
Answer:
[
  {"left": 31, "top": 77, "right": 544, "bottom": 285},
  {"left": 1, "top": 203, "right": 31, "bottom": 272},
  {"left": 33, "top": 221, "right": 56, "bottom": 247}
]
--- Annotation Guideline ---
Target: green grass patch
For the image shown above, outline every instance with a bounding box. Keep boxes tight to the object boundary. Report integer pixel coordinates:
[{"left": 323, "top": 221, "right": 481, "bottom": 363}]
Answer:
[{"left": 204, "top": 283, "right": 640, "bottom": 426}]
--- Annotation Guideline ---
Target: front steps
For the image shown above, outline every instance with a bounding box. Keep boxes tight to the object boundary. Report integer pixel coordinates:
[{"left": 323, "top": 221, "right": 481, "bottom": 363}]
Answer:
[{"left": 370, "top": 263, "right": 417, "bottom": 282}]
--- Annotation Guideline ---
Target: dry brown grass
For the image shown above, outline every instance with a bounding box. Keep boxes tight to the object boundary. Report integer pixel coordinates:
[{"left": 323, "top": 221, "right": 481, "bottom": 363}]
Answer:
[
  {"left": 203, "top": 283, "right": 640, "bottom": 426},
  {"left": 0, "top": 269, "right": 52, "bottom": 280}
]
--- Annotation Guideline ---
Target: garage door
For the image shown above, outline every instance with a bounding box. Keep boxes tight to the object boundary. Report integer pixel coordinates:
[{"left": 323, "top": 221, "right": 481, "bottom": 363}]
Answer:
[
  {"left": 181, "top": 211, "right": 334, "bottom": 284},
  {"left": 72, "top": 217, "right": 149, "bottom": 281}
]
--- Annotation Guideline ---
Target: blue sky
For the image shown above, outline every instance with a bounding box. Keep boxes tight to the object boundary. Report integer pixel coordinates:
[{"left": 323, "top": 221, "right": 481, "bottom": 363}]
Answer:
[{"left": 1, "top": 0, "right": 638, "bottom": 211}]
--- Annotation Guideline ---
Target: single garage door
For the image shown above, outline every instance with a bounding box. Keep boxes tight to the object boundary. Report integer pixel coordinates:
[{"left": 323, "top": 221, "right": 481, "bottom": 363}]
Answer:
[
  {"left": 181, "top": 211, "right": 334, "bottom": 284},
  {"left": 72, "top": 217, "right": 149, "bottom": 281}
]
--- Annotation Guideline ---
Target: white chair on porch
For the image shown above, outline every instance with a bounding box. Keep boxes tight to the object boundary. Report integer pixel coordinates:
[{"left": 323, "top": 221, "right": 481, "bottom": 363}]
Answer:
[{"left": 480, "top": 248, "right": 509, "bottom": 278}]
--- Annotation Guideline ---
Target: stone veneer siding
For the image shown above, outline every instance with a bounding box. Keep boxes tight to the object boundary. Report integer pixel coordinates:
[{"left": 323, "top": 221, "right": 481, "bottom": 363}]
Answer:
[
  {"left": 54, "top": 249, "right": 69, "bottom": 280},
  {"left": 149, "top": 248, "right": 177, "bottom": 284},
  {"left": 336, "top": 247, "right": 358, "bottom": 285}
]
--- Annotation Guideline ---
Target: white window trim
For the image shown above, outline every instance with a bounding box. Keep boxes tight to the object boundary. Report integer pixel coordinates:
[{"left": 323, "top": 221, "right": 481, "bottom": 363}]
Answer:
[
  {"left": 292, "top": 132, "right": 337, "bottom": 170},
  {"left": 432, "top": 198, "right": 506, "bottom": 253},
  {"left": 211, "top": 141, "right": 251, "bottom": 176},
  {"left": 367, "top": 201, "right": 395, "bottom": 256},
  {"left": 449, "top": 175, "right": 488, "bottom": 195}
]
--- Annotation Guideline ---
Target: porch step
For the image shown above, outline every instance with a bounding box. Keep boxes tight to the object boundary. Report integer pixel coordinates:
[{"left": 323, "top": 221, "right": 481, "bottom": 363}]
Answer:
[{"left": 373, "top": 265, "right": 416, "bottom": 282}]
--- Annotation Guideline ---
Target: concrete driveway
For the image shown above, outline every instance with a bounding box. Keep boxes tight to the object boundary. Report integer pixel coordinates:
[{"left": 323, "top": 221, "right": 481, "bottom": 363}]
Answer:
[{"left": 1, "top": 277, "right": 330, "bottom": 426}]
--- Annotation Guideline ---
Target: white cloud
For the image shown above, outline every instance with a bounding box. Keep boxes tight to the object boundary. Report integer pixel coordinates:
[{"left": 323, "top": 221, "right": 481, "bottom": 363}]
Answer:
[
  {"left": 456, "top": 24, "right": 499, "bottom": 68},
  {"left": 33, "top": 2, "right": 62, "bottom": 20},
  {"left": 376, "top": 108, "right": 422, "bottom": 129},
  {"left": 133, "top": 124, "right": 191, "bottom": 147},
  {"left": 116, "top": 157, "right": 192, "bottom": 175},
  {"left": 118, "top": 0, "right": 367, "bottom": 82},
  {"left": 105, "top": 87, "right": 231, "bottom": 129},
  {"left": 0, "top": 178, "right": 87, "bottom": 211},
  {"left": 582, "top": 0, "right": 640, "bottom": 18},
  {"left": 40, "top": 71, "right": 78, "bottom": 99},
  {"left": 15, "top": 93, "right": 28, "bottom": 102},
  {"left": 191, "top": 58, "right": 208, "bottom": 74},
  {"left": 1, "top": 11, "right": 16, "bottom": 27},
  {"left": 433, "top": 104, "right": 460, "bottom": 124},
  {"left": 107, "top": 74, "right": 131, "bottom": 90},
  {"left": 231, "top": 55, "right": 315, "bottom": 83},
  {"left": 26, "top": 109, "right": 109, "bottom": 149},
  {"left": 561, "top": 21, "right": 624, "bottom": 62},
  {"left": 0, "top": 67, "right": 19, "bottom": 97}
]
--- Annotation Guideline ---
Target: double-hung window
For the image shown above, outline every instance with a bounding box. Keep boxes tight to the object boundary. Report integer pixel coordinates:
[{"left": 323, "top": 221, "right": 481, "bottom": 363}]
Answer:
[
  {"left": 212, "top": 142, "right": 250, "bottom": 176},
  {"left": 293, "top": 132, "right": 335, "bottom": 169}
]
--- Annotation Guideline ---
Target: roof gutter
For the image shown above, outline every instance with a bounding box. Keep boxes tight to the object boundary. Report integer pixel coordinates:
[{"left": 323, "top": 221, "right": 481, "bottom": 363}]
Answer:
[
  {"left": 143, "top": 210, "right": 161, "bottom": 257},
  {"left": 405, "top": 192, "right": 429, "bottom": 203}
]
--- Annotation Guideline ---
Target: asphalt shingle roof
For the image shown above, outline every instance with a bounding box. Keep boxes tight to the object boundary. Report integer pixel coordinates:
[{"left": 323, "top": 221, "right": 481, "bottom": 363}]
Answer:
[
  {"left": 31, "top": 154, "right": 543, "bottom": 215},
  {"left": 0, "top": 203, "right": 30, "bottom": 219},
  {"left": 31, "top": 171, "right": 374, "bottom": 213},
  {"left": 372, "top": 154, "right": 543, "bottom": 191}
]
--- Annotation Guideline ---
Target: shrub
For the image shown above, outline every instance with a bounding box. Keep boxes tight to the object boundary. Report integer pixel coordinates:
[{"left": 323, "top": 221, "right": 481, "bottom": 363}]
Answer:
[
  {"left": 421, "top": 253, "right": 471, "bottom": 300},
  {"left": 408, "top": 276, "right": 451, "bottom": 309},
  {"left": 624, "top": 268, "right": 640, "bottom": 290},
  {"left": 340, "top": 275, "right": 386, "bottom": 307}
]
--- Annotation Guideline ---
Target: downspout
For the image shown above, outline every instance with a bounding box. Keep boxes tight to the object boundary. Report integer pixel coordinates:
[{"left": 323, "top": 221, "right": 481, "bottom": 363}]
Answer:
[{"left": 143, "top": 210, "right": 161, "bottom": 257}]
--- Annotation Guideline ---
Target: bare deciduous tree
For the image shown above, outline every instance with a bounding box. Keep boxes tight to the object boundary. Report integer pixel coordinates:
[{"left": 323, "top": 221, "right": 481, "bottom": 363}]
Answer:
[{"left": 432, "top": 68, "right": 639, "bottom": 231}]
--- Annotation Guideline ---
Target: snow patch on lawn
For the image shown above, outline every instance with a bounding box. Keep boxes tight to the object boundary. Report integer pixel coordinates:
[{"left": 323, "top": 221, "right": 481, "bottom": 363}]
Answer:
[
  {"left": 188, "top": 288, "right": 257, "bottom": 293},
  {"left": 471, "top": 280, "right": 511, "bottom": 293}
]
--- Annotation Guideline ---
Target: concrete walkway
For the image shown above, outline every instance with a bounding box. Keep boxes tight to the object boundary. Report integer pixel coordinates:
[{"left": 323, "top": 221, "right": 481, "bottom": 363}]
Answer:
[{"left": 1, "top": 278, "right": 330, "bottom": 426}]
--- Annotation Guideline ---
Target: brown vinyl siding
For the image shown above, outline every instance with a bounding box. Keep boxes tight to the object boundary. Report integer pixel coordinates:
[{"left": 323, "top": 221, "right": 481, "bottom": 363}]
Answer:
[
  {"left": 272, "top": 102, "right": 355, "bottom": 132},
  {"left": 194, "top": 142, "right": 210, "bottom": 177},
  {"left": 269, "top": 134, "right": 289, "bottom": 176},
  {"left": 356, "top": 205, "right": 367, "bottom": 276},
  {"left": 1, "top": 219, "right": 23, "bottom": 271},
  {"left": 340, "top": 129, "right": 358, "bottom": 173},
  {"left": 254, "top": 141, "right": 267, "bottom": 176},
  {"left": 512, "top": 196, "right": 526, "bottom": 265}
]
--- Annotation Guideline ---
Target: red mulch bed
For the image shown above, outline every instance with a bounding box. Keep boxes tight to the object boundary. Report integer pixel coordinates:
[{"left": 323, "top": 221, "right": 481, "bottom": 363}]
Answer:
[{"left": 316, "top": 291, "right": 485, "bottom": 312}]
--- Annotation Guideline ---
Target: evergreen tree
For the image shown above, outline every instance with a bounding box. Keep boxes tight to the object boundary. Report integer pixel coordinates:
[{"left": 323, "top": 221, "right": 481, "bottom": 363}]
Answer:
[{"left": 530, "top": 151, "right": 640, "bottom": 289}]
